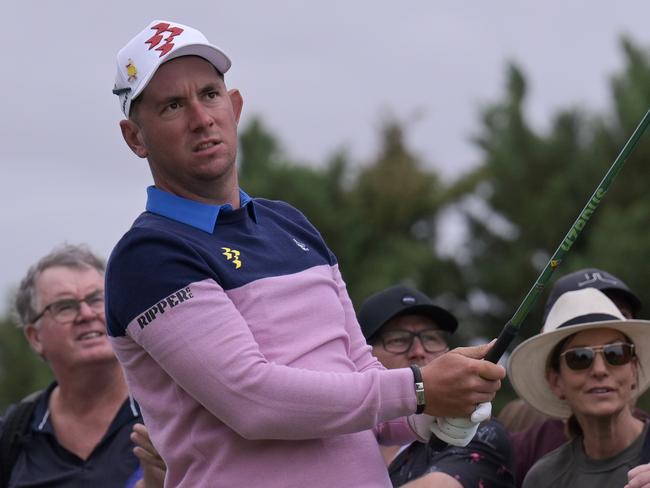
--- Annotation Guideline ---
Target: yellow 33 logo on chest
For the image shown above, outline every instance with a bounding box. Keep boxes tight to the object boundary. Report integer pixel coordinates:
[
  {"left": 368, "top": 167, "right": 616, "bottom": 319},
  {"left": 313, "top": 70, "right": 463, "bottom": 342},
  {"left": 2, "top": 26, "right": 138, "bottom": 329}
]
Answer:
[{"left": 221, "top": 247, "right": 242, "bottom": 269}]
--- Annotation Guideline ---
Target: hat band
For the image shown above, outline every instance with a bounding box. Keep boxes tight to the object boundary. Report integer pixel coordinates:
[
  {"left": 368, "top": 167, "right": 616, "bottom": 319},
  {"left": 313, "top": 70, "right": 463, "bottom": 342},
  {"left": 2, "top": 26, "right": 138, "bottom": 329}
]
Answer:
[{"left": 557, "top": 313, "right": 621, "bottom": 329}]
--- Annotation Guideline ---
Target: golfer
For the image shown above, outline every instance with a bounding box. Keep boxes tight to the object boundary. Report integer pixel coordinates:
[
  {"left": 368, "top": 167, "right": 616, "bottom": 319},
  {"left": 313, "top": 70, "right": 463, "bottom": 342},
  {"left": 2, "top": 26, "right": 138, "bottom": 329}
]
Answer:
[{"left": 106, "top": 20, "right": 504, "bottom": 487}]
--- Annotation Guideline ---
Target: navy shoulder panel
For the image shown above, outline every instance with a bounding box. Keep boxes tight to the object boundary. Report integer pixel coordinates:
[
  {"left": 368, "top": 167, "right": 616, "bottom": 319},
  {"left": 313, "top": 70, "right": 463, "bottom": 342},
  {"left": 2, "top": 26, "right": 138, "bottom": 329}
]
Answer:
[
  {"left": 107, "top": 202, "right": 339, "bottom": 336},
  {"left": 106, "top": 222, "right": 214, "bottom": 337}
]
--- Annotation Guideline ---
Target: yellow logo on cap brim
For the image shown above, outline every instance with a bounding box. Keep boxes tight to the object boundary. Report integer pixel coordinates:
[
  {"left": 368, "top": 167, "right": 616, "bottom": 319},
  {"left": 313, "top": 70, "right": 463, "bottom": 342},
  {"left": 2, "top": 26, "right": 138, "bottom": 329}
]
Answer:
[{"left": 126, "top": 58, "right": 138, "bottom": 82}]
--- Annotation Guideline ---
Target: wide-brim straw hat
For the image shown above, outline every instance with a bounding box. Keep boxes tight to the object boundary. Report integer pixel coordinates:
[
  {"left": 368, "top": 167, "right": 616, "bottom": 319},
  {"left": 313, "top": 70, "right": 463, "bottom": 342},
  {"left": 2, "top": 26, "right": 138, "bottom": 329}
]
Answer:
[{"left": 508, "top": 288, "right": 650, "bottom": 418}]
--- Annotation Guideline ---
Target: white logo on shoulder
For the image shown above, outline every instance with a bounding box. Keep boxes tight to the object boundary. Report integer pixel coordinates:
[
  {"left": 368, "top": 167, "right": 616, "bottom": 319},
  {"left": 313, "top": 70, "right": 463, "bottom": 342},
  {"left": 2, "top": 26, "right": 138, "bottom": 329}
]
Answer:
[{"left": 293, "top": 238, "right": 309, "bottom": 252}]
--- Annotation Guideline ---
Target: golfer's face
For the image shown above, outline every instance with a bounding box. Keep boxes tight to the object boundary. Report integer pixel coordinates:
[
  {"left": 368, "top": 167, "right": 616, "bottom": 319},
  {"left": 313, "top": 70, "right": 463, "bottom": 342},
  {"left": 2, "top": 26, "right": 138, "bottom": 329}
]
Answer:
[
  {"left": 124, "top": 56, "right": 243, "bottom": 202},
  {"left": 371, "top": 315, "right": 449, "bottom": 369}
]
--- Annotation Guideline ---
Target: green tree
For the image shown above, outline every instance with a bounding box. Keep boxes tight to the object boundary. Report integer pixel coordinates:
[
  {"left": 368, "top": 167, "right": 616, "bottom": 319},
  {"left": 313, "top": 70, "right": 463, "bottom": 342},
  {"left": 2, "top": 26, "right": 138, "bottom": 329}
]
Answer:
[
  {"left": 455, "top": 36, "right": 650, "bottom": 344},
  {"left": 344, "top": 120, "right": 463, "bottom": 307},
  {"left": 579, "top": 36, "right": 650, "bottom": 312},
  {"left": 0, "top": 315, "right": 52, "bottom": 411}
]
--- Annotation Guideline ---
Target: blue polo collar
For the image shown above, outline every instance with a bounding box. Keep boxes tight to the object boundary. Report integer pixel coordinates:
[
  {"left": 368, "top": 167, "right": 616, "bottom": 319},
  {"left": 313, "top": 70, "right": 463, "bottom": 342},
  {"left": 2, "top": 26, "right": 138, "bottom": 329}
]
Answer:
[{"left": 145, "top": 186, "right": 257, "bottom": 233}]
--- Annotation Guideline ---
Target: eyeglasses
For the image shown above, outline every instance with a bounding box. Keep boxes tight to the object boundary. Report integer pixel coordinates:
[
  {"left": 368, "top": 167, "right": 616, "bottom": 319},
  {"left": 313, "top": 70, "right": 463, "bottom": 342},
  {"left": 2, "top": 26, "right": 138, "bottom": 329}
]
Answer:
[
  {"left": 380, "top": 330, "right": 449, "bottom": 354},
  {"left": 32, "top": 291, "right": 105, "bottom": 324},
  {"left": 560, "top": 343, "right": 635, "bottom": 371}
]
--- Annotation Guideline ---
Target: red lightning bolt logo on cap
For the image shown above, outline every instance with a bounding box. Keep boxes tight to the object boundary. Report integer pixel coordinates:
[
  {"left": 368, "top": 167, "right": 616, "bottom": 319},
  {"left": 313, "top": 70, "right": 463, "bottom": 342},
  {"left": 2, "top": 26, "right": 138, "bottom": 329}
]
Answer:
[{"left": 145, "top": 22, "right": 184, "bottom": 57}]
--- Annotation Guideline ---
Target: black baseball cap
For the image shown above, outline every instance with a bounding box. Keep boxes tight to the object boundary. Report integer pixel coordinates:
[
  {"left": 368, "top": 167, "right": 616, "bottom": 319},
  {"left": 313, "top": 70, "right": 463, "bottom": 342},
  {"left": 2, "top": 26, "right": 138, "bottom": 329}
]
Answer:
[
  {"left": 543, "top": 268, "right": 642, "bottom": 321},
  {"left": 357, "top": 285, "right": 458, "bottom": 342}
]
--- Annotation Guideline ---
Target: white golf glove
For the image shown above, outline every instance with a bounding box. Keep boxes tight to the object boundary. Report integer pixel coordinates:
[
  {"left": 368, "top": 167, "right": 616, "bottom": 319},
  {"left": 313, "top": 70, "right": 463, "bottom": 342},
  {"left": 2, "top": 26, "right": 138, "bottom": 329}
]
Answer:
[{"left": 429, "top": 401, "right": 492, "bottom": 447}]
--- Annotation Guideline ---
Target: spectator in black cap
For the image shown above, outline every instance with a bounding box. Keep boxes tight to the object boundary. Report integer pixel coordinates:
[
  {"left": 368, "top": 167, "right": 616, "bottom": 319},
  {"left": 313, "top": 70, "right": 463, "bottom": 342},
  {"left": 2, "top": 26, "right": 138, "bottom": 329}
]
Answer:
[
  {"left": 359, "top": 285, "right": 458, "bottom": 371},
  {"left": 503, "top": 268, "right": 647, "bottom": 487},
  {"left": 359, "top": 285, "right": 515, "bottom": 488},
  {"left": 543, "top": 268, "right": 641, "bottom": 321}
]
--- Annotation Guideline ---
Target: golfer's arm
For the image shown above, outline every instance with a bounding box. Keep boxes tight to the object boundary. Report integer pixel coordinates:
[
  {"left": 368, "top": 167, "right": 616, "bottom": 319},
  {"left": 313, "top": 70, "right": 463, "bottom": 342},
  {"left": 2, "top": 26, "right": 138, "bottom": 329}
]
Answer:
[{"left": 120, "top": 278, "right": 418, "bottom": 440}]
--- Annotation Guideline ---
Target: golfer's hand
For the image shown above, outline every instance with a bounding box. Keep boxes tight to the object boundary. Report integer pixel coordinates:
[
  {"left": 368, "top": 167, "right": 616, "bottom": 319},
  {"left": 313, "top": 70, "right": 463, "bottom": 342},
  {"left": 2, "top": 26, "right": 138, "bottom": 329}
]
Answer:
[
  {"left": 407, "top": 413, "right": 435, "bottom": 441},
  {"left": 626, "top": 463, "right": 650, "bottom": 488},
  {"left": 420, "top": 341, "right": 504, "bottom": 418},
  {"left": 430, "top": 402, "right": 492, "bottom": 447},
  {"left": 131, "top": 423, "right": 166, "bottom": 488}
]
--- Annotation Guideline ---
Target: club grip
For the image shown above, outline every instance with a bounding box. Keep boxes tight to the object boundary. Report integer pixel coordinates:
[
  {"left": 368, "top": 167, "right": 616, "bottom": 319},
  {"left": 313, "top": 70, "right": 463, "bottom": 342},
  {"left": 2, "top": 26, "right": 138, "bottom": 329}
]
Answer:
[{"left": 485, "top": 322, "right": 519, "bottom": 363}]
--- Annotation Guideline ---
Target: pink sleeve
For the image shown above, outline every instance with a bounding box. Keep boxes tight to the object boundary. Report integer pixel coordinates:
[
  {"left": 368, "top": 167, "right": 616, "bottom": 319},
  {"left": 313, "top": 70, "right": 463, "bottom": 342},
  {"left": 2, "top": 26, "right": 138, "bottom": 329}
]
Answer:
[
  {"left": 331, "top": 266, "right": 386, "bottom": 373},
  {"left": 123, "top": 278, "right": 417, "bottom": 441},
  {"left": 332, "top": 266, "right": 419, "bottom": 445}
]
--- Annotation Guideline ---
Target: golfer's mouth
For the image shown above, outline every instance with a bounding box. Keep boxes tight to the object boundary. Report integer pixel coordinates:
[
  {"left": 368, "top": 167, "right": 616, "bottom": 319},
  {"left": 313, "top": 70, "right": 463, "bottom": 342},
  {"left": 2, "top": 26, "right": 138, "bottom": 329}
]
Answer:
[{"left": 194, "top": 139, "right": 221, "bottom": 152}]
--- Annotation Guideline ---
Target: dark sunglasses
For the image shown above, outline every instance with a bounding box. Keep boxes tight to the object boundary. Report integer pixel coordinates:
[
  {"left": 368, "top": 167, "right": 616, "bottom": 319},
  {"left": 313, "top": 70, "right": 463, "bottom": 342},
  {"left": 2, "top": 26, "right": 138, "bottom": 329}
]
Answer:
[{"left": 560, "top": 342, "right": 635, "bottom": 371}]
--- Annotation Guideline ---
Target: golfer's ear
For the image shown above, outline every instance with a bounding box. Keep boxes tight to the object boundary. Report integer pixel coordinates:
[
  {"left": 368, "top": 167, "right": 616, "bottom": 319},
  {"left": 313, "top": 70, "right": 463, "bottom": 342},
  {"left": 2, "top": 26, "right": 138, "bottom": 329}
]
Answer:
[
  {"left": 228, "top": 89, "right": 243, "bottom": 124},
  {"left": 120, "top": 119, "right": 148, "bottom": 158}
]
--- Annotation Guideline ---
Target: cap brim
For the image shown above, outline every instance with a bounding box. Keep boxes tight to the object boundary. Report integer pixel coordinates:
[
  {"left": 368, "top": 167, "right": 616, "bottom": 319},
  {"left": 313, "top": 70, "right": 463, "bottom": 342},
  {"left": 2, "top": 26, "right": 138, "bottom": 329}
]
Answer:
[
  {"left": 392, "top": 304, "right": 458, "bottom": 334},
  {"left": 508, "top": 319, "right": 650, "bottom": 418}
]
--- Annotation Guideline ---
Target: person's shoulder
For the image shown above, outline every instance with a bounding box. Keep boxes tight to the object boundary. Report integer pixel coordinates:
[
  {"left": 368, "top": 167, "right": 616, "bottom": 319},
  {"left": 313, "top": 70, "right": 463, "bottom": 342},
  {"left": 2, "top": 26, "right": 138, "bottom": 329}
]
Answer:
[
  {"left": 251, "top": 198, "right": 331, "bottom": 247},
  {"left": 522, "top": 440, "right": 573, "bottom": 486},
  {"left": 253, "top": 198, "right": 308, "bottom": 220},
  {"left": 522, "top": 456, "right": 552, "bottom": 487},
  {"left": 113, "top": 215, "right": 188, "bottom": 250},
  {"left": 534, "top": 439, "right": 573, "bottom": 465},
  {"left": 107, "top": 221, "right": 197, "bottom": 272},
  {"left": 471, "top": 419, "right": 513, "bottom": 453},
  {"left": 105, "top": 223, "right": 214, "bottom": 336},
  {"left": 0, "top": 389, "right": 47, "bottom": 437}
]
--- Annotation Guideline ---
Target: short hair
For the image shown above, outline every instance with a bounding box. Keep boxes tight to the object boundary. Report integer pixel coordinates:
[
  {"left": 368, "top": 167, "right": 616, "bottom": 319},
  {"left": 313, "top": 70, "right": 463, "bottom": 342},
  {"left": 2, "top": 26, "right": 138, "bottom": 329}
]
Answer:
[{"left": 14, "top": 244, "right": 105, "bottom": 327}]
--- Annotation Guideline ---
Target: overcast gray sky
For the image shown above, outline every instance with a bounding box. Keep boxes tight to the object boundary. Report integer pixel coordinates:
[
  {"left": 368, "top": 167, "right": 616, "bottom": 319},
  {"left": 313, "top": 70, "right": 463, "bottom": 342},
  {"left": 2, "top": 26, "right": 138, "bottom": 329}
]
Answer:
[{"left": 3, "top": 1, "right": 650, "bottom": 313}]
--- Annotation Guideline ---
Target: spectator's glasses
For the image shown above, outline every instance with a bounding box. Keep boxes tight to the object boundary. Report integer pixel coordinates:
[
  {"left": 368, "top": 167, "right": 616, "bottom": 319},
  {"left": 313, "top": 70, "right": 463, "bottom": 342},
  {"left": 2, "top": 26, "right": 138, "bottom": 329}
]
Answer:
[
  {"left": 380, "top": 330, "right": 449, "bottom": 354},
  {"left": 32, "top": 291, "right": 105, "bottom": 324},
  {"left": 560, "top": 343, "right": 635, "bottom": 371}
]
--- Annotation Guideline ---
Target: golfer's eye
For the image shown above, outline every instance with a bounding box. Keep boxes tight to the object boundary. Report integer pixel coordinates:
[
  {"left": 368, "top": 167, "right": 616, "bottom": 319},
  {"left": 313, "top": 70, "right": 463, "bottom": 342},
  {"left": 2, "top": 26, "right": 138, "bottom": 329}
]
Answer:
[{"left": 160, "top": 100, "right": 182, "bottom": 115}]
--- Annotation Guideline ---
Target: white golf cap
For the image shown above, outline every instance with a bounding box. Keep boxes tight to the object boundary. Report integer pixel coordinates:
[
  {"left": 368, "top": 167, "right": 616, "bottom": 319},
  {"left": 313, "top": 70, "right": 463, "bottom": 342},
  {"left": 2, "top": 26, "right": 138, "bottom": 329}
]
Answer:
[{"left": 113, "top": 20, "right": 231, "bottom": 117}]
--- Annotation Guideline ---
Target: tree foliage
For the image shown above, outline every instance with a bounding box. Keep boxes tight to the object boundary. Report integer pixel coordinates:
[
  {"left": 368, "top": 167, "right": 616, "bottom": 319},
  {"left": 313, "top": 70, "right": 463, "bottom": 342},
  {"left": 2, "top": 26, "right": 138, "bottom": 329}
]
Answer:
[
  {"left": 462, "top": 36, "right": 650, "bottom": 344},
  {"left": 0, "top": 316, "right": 52, "bottom": 411}
]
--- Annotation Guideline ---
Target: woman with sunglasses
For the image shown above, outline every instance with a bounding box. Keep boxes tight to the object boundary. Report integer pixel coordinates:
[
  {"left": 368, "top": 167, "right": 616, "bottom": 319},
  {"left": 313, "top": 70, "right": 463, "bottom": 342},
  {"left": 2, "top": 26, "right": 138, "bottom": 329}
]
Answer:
[{"left": 507, "top": 287, "right": 650, "bottom": 488}]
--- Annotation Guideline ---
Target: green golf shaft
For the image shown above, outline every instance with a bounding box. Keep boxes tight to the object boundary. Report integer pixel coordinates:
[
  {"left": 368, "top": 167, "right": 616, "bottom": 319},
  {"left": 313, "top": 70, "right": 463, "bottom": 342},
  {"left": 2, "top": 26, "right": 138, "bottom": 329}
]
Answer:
[{"left": 485, "top": 108, "right": 650, "bottom": 364}]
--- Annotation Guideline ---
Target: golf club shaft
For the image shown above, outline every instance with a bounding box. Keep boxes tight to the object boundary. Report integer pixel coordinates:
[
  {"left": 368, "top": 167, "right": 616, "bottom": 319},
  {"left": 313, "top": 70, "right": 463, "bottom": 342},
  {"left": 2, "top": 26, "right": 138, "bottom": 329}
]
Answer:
[{"left": 485, "top": 108, "right": 650, "bottom": 364}]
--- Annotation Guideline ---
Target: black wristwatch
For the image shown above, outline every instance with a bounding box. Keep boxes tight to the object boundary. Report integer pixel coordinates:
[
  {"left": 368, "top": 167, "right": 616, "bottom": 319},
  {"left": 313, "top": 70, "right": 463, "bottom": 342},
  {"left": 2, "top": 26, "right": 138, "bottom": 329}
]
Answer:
[{"left": 409, "top": 364, "right": 426, "bottom": 414}]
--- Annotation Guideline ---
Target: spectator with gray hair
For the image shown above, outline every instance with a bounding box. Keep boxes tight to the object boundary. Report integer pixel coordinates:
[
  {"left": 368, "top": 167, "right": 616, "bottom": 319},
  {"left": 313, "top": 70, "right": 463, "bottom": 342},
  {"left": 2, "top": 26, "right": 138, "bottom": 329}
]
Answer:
[{"left": 0, "top": 244, "right": 164, "bottom": 488}]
